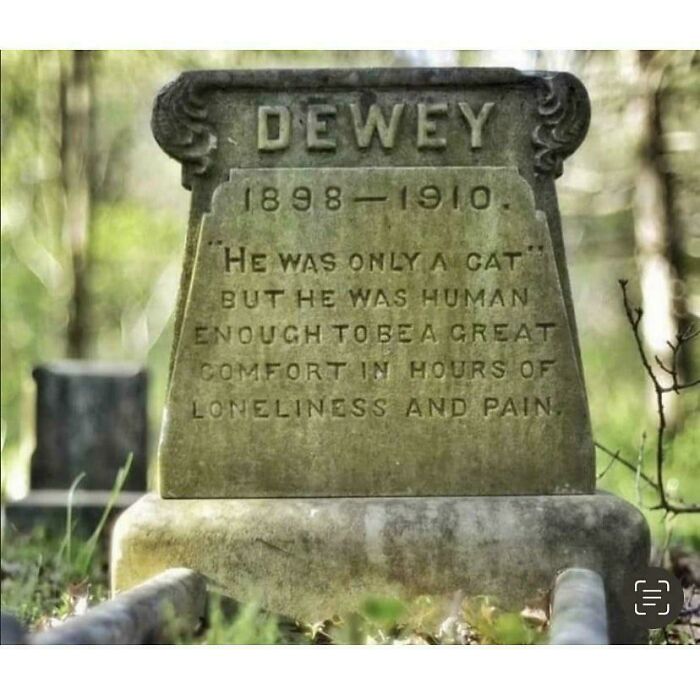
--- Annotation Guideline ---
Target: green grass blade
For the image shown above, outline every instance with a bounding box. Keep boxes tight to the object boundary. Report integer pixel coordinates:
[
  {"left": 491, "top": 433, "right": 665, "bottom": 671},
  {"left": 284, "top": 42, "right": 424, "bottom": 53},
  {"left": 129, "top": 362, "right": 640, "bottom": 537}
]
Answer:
[
  {"left": 56, "top": 472, "right": 86, "bottom": 567},
  {"left": 75, "top": 453, "right": 132, "bottom": 577}
]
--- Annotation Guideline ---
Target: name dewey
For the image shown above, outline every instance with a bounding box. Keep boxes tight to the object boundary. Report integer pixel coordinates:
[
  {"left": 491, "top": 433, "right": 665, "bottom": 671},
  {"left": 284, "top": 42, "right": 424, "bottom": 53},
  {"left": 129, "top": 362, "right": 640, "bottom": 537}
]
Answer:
[{"left": 257, "top": 101, "right": 495, "bottom": 152}]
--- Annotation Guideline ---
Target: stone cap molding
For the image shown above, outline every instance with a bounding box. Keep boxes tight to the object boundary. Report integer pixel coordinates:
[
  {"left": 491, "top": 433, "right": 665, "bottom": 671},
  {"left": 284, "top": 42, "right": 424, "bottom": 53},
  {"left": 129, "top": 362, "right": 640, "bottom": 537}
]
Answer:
[{"left": 151, "top": 68, "right": 590, "bottom": 189}]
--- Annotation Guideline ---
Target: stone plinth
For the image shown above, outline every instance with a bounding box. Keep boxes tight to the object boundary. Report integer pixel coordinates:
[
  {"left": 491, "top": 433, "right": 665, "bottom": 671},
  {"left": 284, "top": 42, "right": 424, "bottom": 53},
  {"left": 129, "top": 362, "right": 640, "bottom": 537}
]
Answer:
[{"left": 112, "top": 491, "right": 649, "bottom": 643}]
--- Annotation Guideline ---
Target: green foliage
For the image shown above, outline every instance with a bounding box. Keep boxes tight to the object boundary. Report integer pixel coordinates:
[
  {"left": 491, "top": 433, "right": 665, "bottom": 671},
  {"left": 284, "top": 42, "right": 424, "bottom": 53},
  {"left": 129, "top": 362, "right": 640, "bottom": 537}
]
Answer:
[
  {"left": 297, "top": 594, "right": 545, "bottom": 645},
  {"left": 2, "top": 52, "right": 66, "bottom": 476},
  {"left": 361, "top": 596, "right": 408, "bottom": 628},
  {"left": 462, "top": 598, "right": 544, "bottom": 645},
  {"left": 1, "top": 525, "right": 109, "bottom": 627},
  {"left": 171, "top": 591, "right": 547, "bottom": 645},
  {"left": 1, "top": 454, "right": 131, "bottom": 626},
  {"left": 584, "top": 331, "right": 700, "bottom": 543},
  {"left": 57, "top": 454, "right": 133, "bottom": 578},
  {"left": 201, "top": 596, "right": 281, "bottom": 645}
]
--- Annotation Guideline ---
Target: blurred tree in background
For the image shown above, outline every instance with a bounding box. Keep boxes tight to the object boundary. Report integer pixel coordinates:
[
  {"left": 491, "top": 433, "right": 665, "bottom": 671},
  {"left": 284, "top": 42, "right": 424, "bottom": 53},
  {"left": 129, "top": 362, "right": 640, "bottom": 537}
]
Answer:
[
  {"left": 60, "top": 50, "right": 95, "bottom": 358},
  {"left": 1, "top": 50, "right": 698, "bottom": 542},
  {"left": 631, "top": 50, "right": 694, "bottom": 423}
]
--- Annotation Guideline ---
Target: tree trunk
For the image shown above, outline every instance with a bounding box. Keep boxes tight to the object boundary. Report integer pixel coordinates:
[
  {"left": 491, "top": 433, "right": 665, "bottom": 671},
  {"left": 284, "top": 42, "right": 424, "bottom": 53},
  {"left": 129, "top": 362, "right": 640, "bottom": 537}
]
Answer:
[
  {"left": 633, "top": 51, "right": 689, "bottom": 424},
  {"left": 60, "top": 50, "right": 94, "bottom": 358}
]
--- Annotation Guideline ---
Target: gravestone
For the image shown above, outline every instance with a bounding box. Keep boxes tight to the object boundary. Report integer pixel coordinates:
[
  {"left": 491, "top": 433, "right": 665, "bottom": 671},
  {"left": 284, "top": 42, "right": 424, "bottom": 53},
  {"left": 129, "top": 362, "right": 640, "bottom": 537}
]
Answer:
[
  {"left": 32, "top": 361, "right": 148, "bottom": 491},
  {"left": 112, "top": 68, "right": 649, "bottom": 642},
  {"left": 4, "top": 361, "right": 147, "bottom": 533}
]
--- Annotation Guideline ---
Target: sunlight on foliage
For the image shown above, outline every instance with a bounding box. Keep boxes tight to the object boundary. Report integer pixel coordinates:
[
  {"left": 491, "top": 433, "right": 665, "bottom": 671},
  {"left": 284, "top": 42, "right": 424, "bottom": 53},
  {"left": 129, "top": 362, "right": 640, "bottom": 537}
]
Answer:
[{"left": 201, "top": 596, "right": 280, "bottom": 645}]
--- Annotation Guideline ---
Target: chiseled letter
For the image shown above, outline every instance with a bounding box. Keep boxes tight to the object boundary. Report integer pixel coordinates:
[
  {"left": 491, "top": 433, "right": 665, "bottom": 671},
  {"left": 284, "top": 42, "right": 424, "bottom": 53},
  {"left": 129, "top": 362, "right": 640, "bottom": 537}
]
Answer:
[
  {"left": 257, "top": 106, "right": 291, "bottom": 151},
  {"left": 458, "top": 101, "right": 495, "bottom": 149},
  {"left": 307, "top": 104, "right": 337, "bottom": 150},
  {"left": 350, "top": 103, "right": 405, "bottom": 149},
  {"left": 417, "top": 103, "right": 448, "bottom": 149}
]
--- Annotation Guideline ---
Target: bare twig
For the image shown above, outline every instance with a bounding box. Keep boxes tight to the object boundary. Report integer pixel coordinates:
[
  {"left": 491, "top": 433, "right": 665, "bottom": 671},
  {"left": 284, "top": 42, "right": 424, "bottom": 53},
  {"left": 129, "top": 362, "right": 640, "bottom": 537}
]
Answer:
[
  {"left": 635, "top": 432, "right": 647, "bottom": 508},
  {"left": 607, "top": 279, "right": 700, "bottom": 514},
  {"left": 594, "top": 441, "right": 658, "bottom": 491},
  {"left": 595, "top": 448, "right": 620, "bottom": 481}
]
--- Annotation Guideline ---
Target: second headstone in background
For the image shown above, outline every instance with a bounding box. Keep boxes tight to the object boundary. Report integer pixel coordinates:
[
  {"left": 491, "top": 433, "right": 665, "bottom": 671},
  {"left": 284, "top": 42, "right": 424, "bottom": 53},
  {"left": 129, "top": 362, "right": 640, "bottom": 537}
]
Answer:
[
  {"left": 4, "top": 361, "right": 147, "bottom": 533},
  {"left": 31, "top": 361, "right": 148, "bottom": 491}
]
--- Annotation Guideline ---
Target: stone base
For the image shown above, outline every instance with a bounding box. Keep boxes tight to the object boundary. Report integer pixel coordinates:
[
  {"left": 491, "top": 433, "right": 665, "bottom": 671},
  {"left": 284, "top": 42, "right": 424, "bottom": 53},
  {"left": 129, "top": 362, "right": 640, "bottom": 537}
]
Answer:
[{"left": 111, "top": 492, "right": 649, "bottom": 643}]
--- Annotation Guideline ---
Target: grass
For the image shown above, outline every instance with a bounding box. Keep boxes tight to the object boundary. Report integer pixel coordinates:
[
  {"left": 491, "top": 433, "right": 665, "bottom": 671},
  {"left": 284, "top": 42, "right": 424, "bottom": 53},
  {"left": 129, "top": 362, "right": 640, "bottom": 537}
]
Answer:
[
  {"left": 182, "top": 593, "right": 547, "bottom": 645},
  {"left": 1, "top": 525, "right": 109, "bottom": 629},
  {"left": 1, "top": 456, "right": 132, "bottom": 628}
]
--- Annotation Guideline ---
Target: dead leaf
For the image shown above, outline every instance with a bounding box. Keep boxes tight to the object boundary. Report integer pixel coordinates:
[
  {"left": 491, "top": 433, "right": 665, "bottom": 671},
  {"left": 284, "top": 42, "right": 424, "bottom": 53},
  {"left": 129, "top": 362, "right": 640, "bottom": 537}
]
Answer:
[{"left": 520, "top": 606, "right": 548, "bottom": 630}]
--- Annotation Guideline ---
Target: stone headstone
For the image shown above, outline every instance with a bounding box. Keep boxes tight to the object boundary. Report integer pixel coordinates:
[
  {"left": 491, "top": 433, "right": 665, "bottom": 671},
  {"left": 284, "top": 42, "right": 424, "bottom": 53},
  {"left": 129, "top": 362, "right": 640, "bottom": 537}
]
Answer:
[
  {"left": 155, "top": 68, "right": 594, "bottom": 498},
  {"left": 31, "top": 361, "right": 148, "bottom": 491},
  {"left": 113, "top": 68, "right": 649, "bottom": 643}
]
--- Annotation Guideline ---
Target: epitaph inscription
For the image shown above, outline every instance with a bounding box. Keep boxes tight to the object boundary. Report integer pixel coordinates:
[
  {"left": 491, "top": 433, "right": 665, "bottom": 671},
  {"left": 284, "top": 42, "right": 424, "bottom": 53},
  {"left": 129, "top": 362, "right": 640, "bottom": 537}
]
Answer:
[
  {"left": 152, "top": 68, "right": 595, "bottom": 498},
  {"left": 160, "top": 165, "right": 593, "bottom": 496}
]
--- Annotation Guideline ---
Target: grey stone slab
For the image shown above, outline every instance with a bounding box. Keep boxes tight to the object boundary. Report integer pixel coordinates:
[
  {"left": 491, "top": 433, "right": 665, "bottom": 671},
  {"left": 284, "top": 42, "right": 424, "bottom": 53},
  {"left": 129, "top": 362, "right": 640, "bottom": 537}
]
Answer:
[
  {"left": 31, "top": 361, "right": 148, "bottom": 491},
  {"left": 112, "top": 491, "right": 649, "bottom": 644}
]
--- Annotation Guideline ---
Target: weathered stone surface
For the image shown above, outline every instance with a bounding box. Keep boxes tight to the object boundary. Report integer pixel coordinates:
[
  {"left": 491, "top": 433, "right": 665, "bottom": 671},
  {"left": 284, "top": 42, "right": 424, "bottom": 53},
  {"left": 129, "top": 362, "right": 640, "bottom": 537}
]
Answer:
[
  {"left": 112, "top": 491, "right": 649, "bottom": 643},
  {"left": 31, "top": 361, "right": 148, "bottom": 491},
  {"left": 152, "top": 68, "right": 594, "bottom": 498},
  {"left": 161, "top": 167, "right": 592, "bottom": 496}
]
